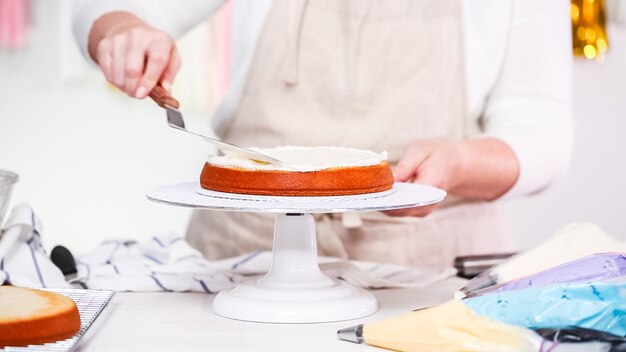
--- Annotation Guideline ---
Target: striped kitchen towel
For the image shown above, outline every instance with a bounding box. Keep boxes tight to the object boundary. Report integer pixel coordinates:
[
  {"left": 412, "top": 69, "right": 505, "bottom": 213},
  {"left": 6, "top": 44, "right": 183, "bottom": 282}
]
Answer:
[
  {"left": 0, "top": 203, "right": 69, "bottom": 288},
  {"left": 75, "top": 236, "right": 456, "bottom": 292},
  {"left": 74, "top": 234, "right": 246, "bottom": 293},
  {"left": 0, "top": 204, "right": 455, "bottom": 292}
]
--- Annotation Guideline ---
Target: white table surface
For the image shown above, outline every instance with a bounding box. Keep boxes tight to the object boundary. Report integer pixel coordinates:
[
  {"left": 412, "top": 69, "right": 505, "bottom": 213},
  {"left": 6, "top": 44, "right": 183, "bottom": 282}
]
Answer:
[{"left": 77, "top": 277, "right": 467, "bottom": 352}]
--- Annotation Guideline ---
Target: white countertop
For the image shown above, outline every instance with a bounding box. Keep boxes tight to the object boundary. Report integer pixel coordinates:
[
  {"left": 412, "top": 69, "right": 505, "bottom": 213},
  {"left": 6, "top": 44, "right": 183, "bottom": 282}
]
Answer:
[{"left": 77, "top": 277, "right": 467, "bottom": 352}]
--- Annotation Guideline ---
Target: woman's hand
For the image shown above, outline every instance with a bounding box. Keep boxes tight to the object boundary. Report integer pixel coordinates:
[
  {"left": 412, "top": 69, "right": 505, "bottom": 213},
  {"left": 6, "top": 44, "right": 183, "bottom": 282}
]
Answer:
[
  {"left": 384, "top": 139, "right": 464, "bottom": 217},
  {"left": 384, "top": 138, "right": 519, "bottom": 217},
  {"left": 88, "top": 12, "right": 181, "bottom": 98}
]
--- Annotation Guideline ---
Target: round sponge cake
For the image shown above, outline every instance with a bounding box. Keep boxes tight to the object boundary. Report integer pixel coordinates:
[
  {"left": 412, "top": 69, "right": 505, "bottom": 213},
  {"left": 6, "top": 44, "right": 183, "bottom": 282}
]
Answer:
[
  {"left": 200, "top": 146, "right": 394, "bottom": 196},
  {"left": 0, "top": 286, "right": 81, "bottom": 348}
]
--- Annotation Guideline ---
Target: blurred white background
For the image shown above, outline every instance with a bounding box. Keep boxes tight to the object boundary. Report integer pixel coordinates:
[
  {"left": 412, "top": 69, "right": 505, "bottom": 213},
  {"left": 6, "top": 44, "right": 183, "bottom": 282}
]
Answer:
[
  {"left": 502, "top": 28, "right": 626, "bottom": 246},
  {"left": 0, "top": 1, "right": 624, "bottom": 254}
]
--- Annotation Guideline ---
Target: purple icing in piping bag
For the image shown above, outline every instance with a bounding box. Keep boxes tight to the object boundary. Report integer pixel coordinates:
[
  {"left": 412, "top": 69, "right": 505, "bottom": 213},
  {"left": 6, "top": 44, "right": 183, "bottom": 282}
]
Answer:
[{"left": 464, "top": 252, "right": 626, "bottom": 298}]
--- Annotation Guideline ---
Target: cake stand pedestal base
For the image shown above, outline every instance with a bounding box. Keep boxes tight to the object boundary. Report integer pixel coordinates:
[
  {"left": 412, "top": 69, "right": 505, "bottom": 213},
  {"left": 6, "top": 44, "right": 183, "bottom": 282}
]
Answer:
[{"left": 212, "top": 213, "right": 378, "bottom": 323}]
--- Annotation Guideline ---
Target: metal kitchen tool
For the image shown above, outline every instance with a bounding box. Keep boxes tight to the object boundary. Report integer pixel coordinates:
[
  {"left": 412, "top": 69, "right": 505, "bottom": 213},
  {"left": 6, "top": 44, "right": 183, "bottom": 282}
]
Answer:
[
  {"left": 148, "top": 85, "right": 283, "bottom": 165},
  {"left": 3, "top": 288, "right": 115, "bottom": 352},
  {"left": 453, "top": 253, "right": 516, "bottom": 279}
]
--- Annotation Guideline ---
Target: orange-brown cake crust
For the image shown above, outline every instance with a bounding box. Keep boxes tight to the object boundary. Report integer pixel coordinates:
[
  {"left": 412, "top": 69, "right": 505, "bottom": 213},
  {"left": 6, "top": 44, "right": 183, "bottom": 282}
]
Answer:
[
  {"left": 0, "top": 289, "right": 81, "bottom": 348},
  {"left": 200, "top": 161, "right": 394, "bottom": 196}
]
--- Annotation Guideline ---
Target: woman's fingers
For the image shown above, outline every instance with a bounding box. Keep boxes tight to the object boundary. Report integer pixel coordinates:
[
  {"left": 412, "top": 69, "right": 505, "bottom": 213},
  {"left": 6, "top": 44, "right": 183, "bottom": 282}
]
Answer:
[
  {"left": 96, "top": 39, "right": 113, "bottom": 83},
  {"left": 383, "top": 139, "right": 465, "bottom": 218},
  {"left": 392, "top": 144, "right": 429, "bottom": 182},
  {"left": 383, "top": 204, "right": 436, "bottom": 217},
  {"left": 123, "top": 49, "right": 145, "bottom": 96},
  {"left": 412, "top": 159, "right": 447, "bottom": 190},
  {"left": 110, "top": 34, "right": 128, "bottom": 88},
  {"left": 94, "top": 25, "right": 178, "bottom": 99},
  {"left": 134, "top": 39, "right": 174, "bottom": 98},
  {"left": 123, "top": 29, "right": 147, "bottom": 96},
  {"left": 160, "top": 47, "right": 182, "bottom": 94}
]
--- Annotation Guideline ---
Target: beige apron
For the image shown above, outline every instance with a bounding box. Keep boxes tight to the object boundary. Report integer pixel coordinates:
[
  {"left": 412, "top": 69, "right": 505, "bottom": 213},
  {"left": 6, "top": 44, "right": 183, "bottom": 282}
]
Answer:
[{"left": 186, "top": 0, "right": 513, "bottom": 267}]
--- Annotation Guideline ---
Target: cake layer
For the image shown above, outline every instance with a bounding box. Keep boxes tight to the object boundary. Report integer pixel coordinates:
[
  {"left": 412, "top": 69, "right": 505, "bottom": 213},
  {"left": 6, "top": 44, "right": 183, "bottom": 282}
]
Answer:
[
  {"left": 201, "top": 162, "right": 394, "bottom": 196},
  {"left": 0, "top": 286, "right": 81, "bottom": 348}
]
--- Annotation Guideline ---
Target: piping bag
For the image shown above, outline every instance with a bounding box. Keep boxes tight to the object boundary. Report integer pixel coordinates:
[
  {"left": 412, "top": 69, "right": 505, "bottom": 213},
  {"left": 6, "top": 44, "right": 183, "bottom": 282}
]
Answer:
[
  {"left": 338, "top": 281, "right": 626, "bottom": 351},
  {"left": 338, "top": 300, "right": 544, "bottom": 352},
  {"left": 462, "top": 280, "right": 626, "bottom": 336},
  {"left": 457, "top": 223, "right": 626, "bottom": 298},
  {"left": 337, "top": 256, "right": 626, "bottom": 351},
  {"left": 464, "top": 252, "right": 626, "bottom": 298},
  {"left": 337, "top": 299, "right": 613, "bottom": 352}
]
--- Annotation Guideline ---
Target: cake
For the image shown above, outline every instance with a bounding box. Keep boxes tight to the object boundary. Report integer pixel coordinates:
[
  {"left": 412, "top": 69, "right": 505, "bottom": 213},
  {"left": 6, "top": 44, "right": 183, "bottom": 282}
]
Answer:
[
  {"left": 200, "top": 146, "right": 394, "bottom": 196},
  {"left": 0, "top": 285, "right": 81, "bottom": 348}
]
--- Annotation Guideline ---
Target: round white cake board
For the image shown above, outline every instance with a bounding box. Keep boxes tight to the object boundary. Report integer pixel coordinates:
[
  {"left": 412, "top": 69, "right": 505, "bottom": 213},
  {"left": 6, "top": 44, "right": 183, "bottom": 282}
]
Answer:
[
  {"left": 146, "top": 182, "right": 446, "bottom": 323},
  {"left": 146, "top": 182, "right": 445, "bottom": 213}
]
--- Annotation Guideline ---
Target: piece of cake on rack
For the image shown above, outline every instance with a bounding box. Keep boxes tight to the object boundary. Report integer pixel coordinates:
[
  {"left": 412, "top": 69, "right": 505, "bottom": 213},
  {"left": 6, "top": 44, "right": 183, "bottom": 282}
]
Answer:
[
  {"left": 200, "top": 146, "right": 394, "bottom": 196},
  {"left": 0, "top": 285, "right": 81, "bottom": 348}
]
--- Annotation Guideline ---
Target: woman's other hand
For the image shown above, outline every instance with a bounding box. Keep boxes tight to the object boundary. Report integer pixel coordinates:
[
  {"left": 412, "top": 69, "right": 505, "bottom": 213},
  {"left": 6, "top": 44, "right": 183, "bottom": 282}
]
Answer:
[
  {"left": 384, "top": 138, "right": 519, "bottom": 217},
  {"left": 88, "top": 12, "right": 181, "bottom": 98}
]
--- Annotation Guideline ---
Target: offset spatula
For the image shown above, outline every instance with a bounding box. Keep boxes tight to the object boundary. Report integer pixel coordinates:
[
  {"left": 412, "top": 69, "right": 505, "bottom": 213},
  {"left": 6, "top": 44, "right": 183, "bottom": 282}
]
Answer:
[{"left": 148, "top": 85, "right": 283, "bottom": 165}]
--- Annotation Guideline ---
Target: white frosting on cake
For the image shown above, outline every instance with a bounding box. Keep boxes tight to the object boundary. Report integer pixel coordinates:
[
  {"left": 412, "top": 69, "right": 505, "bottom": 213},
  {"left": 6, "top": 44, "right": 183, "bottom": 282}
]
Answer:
[{"left": 207, "top": 146, "right": 388, "bottom": 171}]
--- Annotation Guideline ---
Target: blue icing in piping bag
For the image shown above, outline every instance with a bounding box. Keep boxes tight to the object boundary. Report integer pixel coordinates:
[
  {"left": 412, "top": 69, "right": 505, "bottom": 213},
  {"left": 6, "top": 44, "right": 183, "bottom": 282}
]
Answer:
[{"left": 463, "top": 280, "right": 626, "bottom": 336}]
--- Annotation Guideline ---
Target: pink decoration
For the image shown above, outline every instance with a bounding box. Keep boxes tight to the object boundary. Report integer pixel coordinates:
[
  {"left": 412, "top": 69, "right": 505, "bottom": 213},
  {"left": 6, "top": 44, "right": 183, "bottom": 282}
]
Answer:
[
  {"left": 211, "top": 1, "right": 232, "bottom": 100},
  {"left": 0, "top": 0, "right": 29, "bottom": 49}
]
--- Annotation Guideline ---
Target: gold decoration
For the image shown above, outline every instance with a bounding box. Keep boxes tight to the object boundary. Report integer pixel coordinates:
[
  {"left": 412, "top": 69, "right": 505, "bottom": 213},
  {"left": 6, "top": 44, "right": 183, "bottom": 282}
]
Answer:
[{"left": 571, "top": 0, "right": 609, "bottom": 60}]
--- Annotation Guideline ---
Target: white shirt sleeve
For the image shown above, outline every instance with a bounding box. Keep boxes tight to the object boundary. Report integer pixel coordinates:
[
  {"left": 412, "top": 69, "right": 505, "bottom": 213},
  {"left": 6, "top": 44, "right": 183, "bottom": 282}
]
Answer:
[
  {"left": 481, "top": 0, "right": 574, "bottom": 198},
  {"left": 72, "top": 0, "right": 224, "bottom": 62}
]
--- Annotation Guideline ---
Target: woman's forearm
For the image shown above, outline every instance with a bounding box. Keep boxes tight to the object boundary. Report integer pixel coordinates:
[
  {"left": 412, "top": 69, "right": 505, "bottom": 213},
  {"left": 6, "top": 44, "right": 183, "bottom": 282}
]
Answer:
[
  {"left": 452, "top": 138, "right": 520, "bottom": 200},
  {"left": 387, "top": 137, "right": 520, "bottom": 217}
]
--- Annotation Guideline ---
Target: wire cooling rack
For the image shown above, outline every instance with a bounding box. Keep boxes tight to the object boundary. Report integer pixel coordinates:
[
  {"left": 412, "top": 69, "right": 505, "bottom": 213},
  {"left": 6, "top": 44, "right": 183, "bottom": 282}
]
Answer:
[{"left": 3, "top": 288, "right": 115, "bottom": 352}]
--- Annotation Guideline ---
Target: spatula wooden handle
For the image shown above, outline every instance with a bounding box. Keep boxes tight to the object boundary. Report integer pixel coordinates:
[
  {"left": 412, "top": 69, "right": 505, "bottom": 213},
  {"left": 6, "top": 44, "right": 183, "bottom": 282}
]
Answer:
[{"left": 149, "top": 83, "right": 180, "bottom": 109}]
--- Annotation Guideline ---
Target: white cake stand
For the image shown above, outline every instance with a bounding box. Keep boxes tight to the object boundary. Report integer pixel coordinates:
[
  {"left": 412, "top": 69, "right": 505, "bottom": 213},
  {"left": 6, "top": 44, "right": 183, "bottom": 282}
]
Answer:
[{"left": 146, "top": 182, "right": 446, "bottom": 323}]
